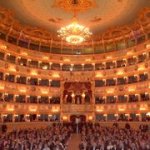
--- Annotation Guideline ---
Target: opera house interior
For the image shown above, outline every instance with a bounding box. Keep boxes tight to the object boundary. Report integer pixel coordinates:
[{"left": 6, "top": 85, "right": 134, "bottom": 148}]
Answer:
[{"left": 0, "top": 0, "right": 150, "bottom": 149}]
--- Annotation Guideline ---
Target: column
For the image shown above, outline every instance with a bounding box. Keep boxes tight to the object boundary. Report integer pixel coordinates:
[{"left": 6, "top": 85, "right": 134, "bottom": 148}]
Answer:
[
  {"left": 136, "top": 94, "right": 140, "bottom": 102},
  {"left": 81, "top": 93, "right": 85, "bottom": 104},
  {"left": 12, "top": 114, "right": 15, "bottom": 122},
  {"left": 49, "top": 62, "right": 52, "bottom": 70},
  {"left": 113, "top": 61, "right": 116, "bottom": 68},
  {"left": 92, "top": 63, "right": 95, "bottom": 71},
  {"left": 81, "top": 96, "right": 85, "bottom": 104},
  {"left": 114, "top": 95, "right": 118, "bottom": 103},
  {"left": 14, "top": 75, "right": 17, "bottom": 83},
  {"left": 114, "top": 78, "right": 117, "bottom": 85},
  {"left": 27, "top": 59, "right": 31, "bottom": 67},
  {"left": 126, "top": 95, "right": 129, "bottom": 102},
  {"left": 103, "top": 79, "right": 106, "bottom": 86},
  {"left": 60, "top": 63, "right": 63, "bottom": 71},
  {"left": 38, "top": 61, "right": 41, "bottom": 69},
  {"left": 133, "top": 56, "right": 138, "bottom": 64},
  {"left": 37, "top": 96, "right": 40, "bottom": 103},
  {"left": 16, "top": 57, "right": 20, "bottom": 65},
  {"left": 138, "top": 114, "right": 142, "bottom": 121},
  {"left": 14, "top": 95, "right": 17, "bottom": 102},
  {"left": 123, "top": 59, "right": 127, "bottom": 67},
  {"left": 4, "top": 53, "right": 7, "bottom": 61},
  {"left": 104, "top": 114, "right": 107, "bottom": 121},
  {"left": 27, "top": 77, "right": 30, "bottom": 85},
  {"left": 0, "top": 114, "right": 3, "bottom": 123},
  {"left": 124, "top": 77, "right": 128, "bottom": 84},
  {"left": 82, "top": 64, "right": 84, "bottom": 71}
]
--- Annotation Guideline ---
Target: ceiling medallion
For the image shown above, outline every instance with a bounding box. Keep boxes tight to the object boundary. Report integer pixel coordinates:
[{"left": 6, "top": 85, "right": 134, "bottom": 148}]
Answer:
[{"left": 53, "top": 0, "right": 96, "bottom": 13}]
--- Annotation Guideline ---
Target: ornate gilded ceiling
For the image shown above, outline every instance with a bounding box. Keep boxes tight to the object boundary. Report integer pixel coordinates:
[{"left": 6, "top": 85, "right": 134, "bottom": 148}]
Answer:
[
  {"left": 0, "top": 0, "right": 149, "bottom": 34},
  {"left": 0, "top": 0, "right": 149, "bottom": 48}
]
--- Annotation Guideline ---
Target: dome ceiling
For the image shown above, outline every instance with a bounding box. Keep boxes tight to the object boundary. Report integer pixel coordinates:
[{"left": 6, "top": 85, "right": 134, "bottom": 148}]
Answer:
[{"left": 0, "top": 0, "right": 149, "bottom": 35}]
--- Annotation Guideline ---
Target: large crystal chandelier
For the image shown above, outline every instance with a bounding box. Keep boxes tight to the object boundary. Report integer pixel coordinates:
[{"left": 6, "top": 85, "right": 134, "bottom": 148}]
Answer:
[{"left": 57, "top": 13, "right": 92, "bottom": 45}]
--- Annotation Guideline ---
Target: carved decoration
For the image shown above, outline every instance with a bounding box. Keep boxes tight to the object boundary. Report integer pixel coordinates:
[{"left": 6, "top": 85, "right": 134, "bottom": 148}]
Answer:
[
  {"left": 0, "top": 6, "right": 149, "bottom": 47},
  {"left": 90, "top": 16, "right": 102, "bottom": 23},
  {"left": 5, "top": 63, "right": 8, "bottom": 69},
  {"left": 48, "top": 17, "right": 63, "bottom": 24},
  {"left": 53, "top": 0, "right": 96, "bottom": 13}
]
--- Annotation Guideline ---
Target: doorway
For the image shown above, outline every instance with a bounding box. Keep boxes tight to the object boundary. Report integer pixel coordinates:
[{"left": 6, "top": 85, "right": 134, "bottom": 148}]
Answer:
[{"left": 70, "top": 115, "right": 86, "bottom": 123}]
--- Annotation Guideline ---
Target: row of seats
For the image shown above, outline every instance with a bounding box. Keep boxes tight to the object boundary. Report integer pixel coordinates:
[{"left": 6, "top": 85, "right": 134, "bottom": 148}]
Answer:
[
  {"left": 0, "top": 72, "right": 60, "bottom": 87},
  {"left": 0, "top": 92, "right": 149, "bottom": 104},
  {"left": 95, "top": 73, "right": 148, "bottom": 87},
  {"left": 0, "top": 93, "right": 60, "bottom": 104},
  {"left": 95, "top": 93, "right": 149, "bottom": 104},
  {"left": 0, "top": 51, "right": 148, "bottom": 71},
  {"left": 0, "top": 72, "right": 148, "bottom": 87},
  {"left": 1, "top": 114, "right": 60, "bottom": 122}
]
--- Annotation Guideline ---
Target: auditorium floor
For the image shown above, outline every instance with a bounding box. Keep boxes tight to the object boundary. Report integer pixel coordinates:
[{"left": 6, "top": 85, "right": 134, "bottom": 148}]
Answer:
[{"left": 68, "top": 134, "right": 81, "bottom": 150}]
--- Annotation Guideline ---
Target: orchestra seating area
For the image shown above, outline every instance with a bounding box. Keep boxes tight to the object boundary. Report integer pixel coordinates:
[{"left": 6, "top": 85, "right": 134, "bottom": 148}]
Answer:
[{"left": 0, "top": 123, "right": 150, "bottom": 150}]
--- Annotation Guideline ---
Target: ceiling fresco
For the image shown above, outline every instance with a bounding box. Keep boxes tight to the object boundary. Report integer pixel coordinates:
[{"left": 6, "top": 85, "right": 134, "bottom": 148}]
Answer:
[{"left": 0, "top": 0, "right": 149, "bottom": 34}]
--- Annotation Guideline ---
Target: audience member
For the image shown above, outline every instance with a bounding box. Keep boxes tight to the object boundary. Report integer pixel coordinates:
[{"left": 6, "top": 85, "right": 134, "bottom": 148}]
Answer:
[
  {"left": 79, "top": 124, "right": 150, "bottom": 150},
  {"left": 0, "top": 124, "right": 73, "bottom": 150}
]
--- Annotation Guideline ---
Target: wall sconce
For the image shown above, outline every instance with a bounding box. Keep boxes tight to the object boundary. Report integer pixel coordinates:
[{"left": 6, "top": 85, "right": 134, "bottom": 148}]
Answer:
[
  {"left": 30, "top": 109, "right": 37, "bottom": 112},
  {"left": 140, "top": 107, "right": 146, "bottom": 111},
  {"left": 7, "top": 107, "right": 14, "bottom": 112},
  {"left": 114, "top": 114, "right": 118, "bottom": 117},
  {"left": 62, "top": 116, "right": 68, "bottom": 121},
  {"left": 9, "top": 66, "right": 16, "bottom": 72},
  {"left": 138, "top": 65, "right": 145, "bottom": 71},
  {"left": 82, "top": 93, "right": 85, "bottom": 98},
  {"left": 31, "top": 70, "right": 37, "bottom": 76},
  {"left": 41, "top": 90, "right": 48, "bottom": 94},
  {"left": 43, "top": 56, "right": 49, "bottom": 60},
  {"left": 71, "top": 93, "right": 75, "bottom": 98},
  {"left": 146, "top": 44, "right": 150, "bottom": 49},
  {"left": 107, "top": 89, "right": 114, "bottom": 94},
  {"left": 95, "top": 73, "right": 103, "bottom": 78},
  {"left": 0, "top": 85, "right": 4, "bottom": 90},
  {"left": 136, "top": 114, "right": 140, "bottom": 116},
  {"left": 19, "top": 89, "right": 26, "bottom": 93},
  {"left": 52, "top": 73, "right": 60, "bottom": 78},
  {"left": 29, "top": 106, "right": 37, "bottom": 112},
  {"left": 96, "top": 109, "right": 103, "bottom": 112},
  {"left": 96, "top": 106, "right": 104, "bottom": 112},
  {"left": 0, "top": 44, "right": 7, "bottom": 50},
  {"left": 106, "top": 56, "right": 112, "bottom": 59},
  {"left": 117, "top": 70, "right": 124, "bottom": 75},
  {"left": 127, "top": 51, "right": 133, "bottom": 55},
  {"left": 63, "top": 58, "right": 70, "bottom": 62},
  {"left": 85, "top": 58, "right": 91, "bottom": 62},
  {"left": 118, "top": 108, "right": 125, "bottom": 112},
  {"left": 52, "top": 106, "right": 60, "bottom": 113},
  {"left": 128, "top": 87, "right": 135, "bottom": 92},
  {"left": 88, "top": 116, "right": 93, "bottom": 121},
  {"left": 21, "top": 52, "right": 28, "bottom": 56},
  {"left": 146, "top": 112, "right": 150, "bottom": 116}
]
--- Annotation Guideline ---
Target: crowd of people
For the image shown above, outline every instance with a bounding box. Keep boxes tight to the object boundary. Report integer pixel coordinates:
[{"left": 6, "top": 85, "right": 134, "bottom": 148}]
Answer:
[
  {"left": 79, "top": 123, "right": 150, "bottom": 150},
  {"left": 0, "top": 122, "right": 150, "bottom": 150},
  {"left": 0, "top": 123, "right": 73, "bottom": 150}
]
